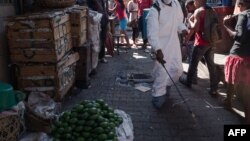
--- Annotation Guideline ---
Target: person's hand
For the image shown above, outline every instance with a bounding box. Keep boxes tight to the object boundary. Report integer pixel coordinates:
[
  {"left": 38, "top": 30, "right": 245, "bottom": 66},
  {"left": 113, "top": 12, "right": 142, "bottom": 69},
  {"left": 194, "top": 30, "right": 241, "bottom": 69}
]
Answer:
[
  {"left": 223, "top": 15, "right": 234, "bottom": 26},
  {"left": 182, "top": 30, "right": 188, "bottom": 37},
  {"left": 184, "top": 29, "right": 192, "bottom": 44},
  {"left": 188, "top": 14, "right": 194, "bottom": 22},
  {"left": 184, "top": 35, "right": 190, "bottom": 45},
  {"left": 156, "top": 49, "right": 166, "bottom": 64}
]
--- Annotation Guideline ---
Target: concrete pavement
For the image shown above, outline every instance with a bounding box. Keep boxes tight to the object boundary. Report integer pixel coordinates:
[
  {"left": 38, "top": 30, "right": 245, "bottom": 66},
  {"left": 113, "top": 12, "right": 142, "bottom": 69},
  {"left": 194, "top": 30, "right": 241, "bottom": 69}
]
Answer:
[{"left": 62, "top": 46, "right": 243, "bottom": 141}]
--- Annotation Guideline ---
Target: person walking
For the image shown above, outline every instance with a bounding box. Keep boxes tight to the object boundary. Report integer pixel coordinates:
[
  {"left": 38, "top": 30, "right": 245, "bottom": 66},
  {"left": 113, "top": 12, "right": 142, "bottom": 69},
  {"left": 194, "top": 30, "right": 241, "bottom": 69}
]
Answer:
[
  {"left": 127, "top": 0, "right": 139, "bottom": 47},
  {"left": 179, "top": 0, "right": 219, "bottom": 96},
  {"left": 138, "top": 0, "right": 153, "bottom": 49},
  {"left": 110, "top": 0, "right": 131, "bottom": 48},
  {"left": 223, "top": 0, "right": 250, "bottom": 124},
  {"left": 184, "top": 0, "right": 196, "bottom": 63},
  {"left": 183, "top": 0, "right": 199, "bottom": 84},
  {"left": 147, "top": 0, "right": 187, "bottom": 109}
]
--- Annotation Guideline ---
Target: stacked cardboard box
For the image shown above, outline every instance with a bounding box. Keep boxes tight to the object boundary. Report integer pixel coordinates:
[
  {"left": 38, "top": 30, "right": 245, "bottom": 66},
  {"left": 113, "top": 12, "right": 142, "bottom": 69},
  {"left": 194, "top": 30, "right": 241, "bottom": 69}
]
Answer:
[{"left": 7, "top": 11, "right": 79, "bottom": 100}]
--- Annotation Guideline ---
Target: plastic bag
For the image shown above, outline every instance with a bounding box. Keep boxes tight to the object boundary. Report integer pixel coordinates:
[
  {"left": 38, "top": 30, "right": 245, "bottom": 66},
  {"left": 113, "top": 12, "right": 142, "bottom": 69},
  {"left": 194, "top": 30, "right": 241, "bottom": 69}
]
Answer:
[
  {"left": 115, "top": 110, "right": 134, "bottom": 141},
  {"left": 28, "top": 92, "right": 60, "bottom": 119},
  {"left": 88, "top": 10, "right": 103, "bottom": 69},
  {"left": 25, "top": 92, "right": 60, "bottom": 133},
  {"left": 19, "top": 132, "right": 52, "bottom": 141},
  {"left": 88, "top": 10, "right": 102, "bottom": 53},
  {"left": 127, "top": 19, "right": 138, "bottom": 28}
]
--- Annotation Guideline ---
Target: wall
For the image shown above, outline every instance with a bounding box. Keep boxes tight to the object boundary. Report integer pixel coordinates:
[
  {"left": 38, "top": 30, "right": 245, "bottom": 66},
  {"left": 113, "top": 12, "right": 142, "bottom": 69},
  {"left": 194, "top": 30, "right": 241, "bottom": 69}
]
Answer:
[{"left": 0, "top": 4, "right": 15, "bottom": 82}]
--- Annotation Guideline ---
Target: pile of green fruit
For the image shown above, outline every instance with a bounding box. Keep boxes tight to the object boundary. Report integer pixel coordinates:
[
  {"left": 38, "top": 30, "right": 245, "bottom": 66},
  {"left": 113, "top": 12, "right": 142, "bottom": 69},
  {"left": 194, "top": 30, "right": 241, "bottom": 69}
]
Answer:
[{"left": 52, "top": 99, "right": 123, "bottom": 141}]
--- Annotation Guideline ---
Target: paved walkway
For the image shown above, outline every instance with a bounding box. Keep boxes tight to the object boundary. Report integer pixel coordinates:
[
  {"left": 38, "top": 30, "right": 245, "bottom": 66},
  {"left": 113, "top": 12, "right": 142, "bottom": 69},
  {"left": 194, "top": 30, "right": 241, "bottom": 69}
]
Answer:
[{"left": 62, "top": 46, "right": 243, "bottom": 141}]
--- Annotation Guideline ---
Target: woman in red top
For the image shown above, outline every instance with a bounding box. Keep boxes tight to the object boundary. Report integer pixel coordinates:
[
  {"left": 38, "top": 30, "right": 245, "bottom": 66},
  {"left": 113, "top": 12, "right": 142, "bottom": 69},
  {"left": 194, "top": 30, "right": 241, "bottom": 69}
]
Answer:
[{"left": 110, "top": 0, "right": 131, "bottom": 48}]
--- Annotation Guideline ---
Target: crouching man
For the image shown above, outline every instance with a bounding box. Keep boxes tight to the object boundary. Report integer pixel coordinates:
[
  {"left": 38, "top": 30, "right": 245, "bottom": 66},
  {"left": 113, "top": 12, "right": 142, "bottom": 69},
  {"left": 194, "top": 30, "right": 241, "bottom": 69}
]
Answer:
[{"left": 147, "top": 0, "right": 187, "bottom": 109}]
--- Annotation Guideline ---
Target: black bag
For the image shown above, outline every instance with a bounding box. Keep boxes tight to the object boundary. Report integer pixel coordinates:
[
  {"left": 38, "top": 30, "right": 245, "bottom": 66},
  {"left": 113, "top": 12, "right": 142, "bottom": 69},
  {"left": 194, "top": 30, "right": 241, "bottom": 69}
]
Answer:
[{"left": 127, "top": 19, "right": 138, "bottom": 28}]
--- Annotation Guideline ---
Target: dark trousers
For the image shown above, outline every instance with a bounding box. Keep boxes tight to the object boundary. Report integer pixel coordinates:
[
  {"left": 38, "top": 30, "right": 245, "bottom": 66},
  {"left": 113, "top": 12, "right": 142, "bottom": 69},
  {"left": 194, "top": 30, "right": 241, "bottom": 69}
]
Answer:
[
  {"left": 187, "top": 45, "right": 218, "bottom": 90},
  {"left": 99, "top": 22, "right": 108, "bottom": 59},
  {"left": 139, "top": 16, "right": 148, "bottom": 45},
  {"left": 132, "top": 27, "right": 139, "bottom": 42}
]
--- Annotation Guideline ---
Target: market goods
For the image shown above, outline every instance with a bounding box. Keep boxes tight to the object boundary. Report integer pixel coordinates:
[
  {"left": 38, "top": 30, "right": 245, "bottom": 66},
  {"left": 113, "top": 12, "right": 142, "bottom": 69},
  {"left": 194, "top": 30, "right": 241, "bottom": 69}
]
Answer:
[{"left": 52, "top": 99, "right": 123, "bottom": 141}]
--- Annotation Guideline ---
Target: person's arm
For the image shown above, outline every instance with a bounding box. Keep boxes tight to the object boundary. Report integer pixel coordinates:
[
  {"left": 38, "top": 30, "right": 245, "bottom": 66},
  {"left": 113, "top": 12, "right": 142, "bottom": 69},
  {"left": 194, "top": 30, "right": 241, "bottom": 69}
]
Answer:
[
  {"left": 176, "top": 0, "right": 188, "bottom": 36},
  {"left": 147, "top": 7, "right": 165, "bottom": 64},
  {"left": 225, "top": 14, "right": 247, "bottom": 42},
  {"left": 127, "top": 1, "right": 133, "bottom": 12},
  {"left": 189, "top": 9, "right": 201, "bottom": 32},
  {"left": 129, "top": 3, "right": 138, "bottom": 13},
  {"left": 223, "top": 15, "right": 236, "bottom": 38},
  {"left": 223, "top": 14, "right": 247, "bottom": 39},
  {"left": 147, "top": 8, "right": 160, "bottom": 51},
  {"left": 234, "top": 14, "right": 247, "bottom": 42},
  {"left": 109, "top": 3, "right": 117, "bottom": 12},
  {"left": 185, "top": 29, "right": 195, "bottom": 43}
]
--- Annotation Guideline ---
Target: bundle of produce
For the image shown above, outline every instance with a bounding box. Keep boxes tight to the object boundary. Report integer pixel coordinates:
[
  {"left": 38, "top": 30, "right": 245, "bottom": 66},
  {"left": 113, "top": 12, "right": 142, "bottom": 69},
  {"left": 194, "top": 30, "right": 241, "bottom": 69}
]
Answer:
[{"left": 52, "top": 99, "right": 123, "bottom": 141}]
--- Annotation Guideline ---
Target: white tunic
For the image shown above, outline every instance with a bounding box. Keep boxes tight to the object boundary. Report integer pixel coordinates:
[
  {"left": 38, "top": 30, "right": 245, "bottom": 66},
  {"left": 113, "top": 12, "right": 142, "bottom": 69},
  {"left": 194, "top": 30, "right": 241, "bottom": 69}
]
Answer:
[{"left": 147, "top": 0, "right": 187, "bottom": 97}]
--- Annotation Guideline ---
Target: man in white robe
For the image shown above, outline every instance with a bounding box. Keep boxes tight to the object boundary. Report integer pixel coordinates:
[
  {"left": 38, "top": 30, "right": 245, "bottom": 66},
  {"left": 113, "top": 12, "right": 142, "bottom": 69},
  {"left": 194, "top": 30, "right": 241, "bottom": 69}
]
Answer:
[{"left": 147, "top": 0, "right": 187, "bottom": 109}]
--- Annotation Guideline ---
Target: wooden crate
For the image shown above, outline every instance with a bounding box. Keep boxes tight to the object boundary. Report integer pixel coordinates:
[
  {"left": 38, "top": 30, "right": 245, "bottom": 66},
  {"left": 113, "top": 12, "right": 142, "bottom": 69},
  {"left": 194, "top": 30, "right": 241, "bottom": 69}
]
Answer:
[
  {"left": 67, "top": 6, "right": 88, "bottom": 47},
  {"left": 69, "top": 6, "right": 88, "bottom": 25},
  {"left": 74, "top": 42, "right": 92, "bottom": 88},
  {"left": 7, "top": 11, "right": 70, "bottom": 40},
  {"left": 7, "top": 11, "right": 72, "bottom": 63},
  {"left": 72, "top": 30, "right": 87, "bottom": 47},
  {"left": 10, "top": 34, "right": 72, "bottom": 63},
  {"left": 17, "top": 52, "right": 79, "bottom": 100},
  {"left": 7, "top": 21, "right": 70, "bottom": 40}
]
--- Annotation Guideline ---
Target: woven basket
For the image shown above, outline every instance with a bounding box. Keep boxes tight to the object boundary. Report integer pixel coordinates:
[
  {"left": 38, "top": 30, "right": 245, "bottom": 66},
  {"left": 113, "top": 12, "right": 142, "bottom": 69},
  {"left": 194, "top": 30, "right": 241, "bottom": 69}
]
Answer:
[
  {"left": 0, "top": 115, "right": 20, "bottom": 141},
  {"left": 37, "top": 0, "right": 76, "bottom": 8}
]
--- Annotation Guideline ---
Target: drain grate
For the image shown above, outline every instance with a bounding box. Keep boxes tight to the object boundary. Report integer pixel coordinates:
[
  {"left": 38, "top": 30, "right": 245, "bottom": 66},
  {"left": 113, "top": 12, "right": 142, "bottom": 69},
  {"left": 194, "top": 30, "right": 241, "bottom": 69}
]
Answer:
[
  {"left": 128, "top": 73, "right": 153, "bottom": 83},
  {"left": 116, "top": 72, "right": 153, "bottom": 87}
]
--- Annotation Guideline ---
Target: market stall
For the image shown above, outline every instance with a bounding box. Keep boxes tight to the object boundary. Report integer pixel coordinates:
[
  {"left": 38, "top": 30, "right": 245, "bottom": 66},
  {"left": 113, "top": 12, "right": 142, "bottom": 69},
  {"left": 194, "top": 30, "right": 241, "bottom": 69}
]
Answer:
[
  {"left": 6, "top": 2, "right": 92, "bottom": 101},
  {"left": 2, "top": 1, "right": 134, "bottom": 140}
]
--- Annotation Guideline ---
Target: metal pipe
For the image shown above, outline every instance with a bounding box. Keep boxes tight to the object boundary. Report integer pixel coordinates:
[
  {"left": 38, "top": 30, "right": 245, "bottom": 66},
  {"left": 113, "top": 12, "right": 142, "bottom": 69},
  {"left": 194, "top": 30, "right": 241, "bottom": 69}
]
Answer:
[{"left": 160, "top": 62, "right": 196, "bottom": 119}]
